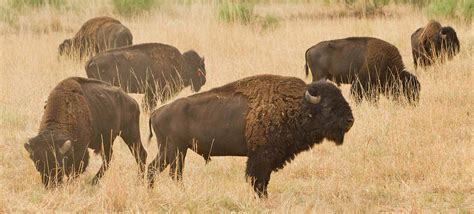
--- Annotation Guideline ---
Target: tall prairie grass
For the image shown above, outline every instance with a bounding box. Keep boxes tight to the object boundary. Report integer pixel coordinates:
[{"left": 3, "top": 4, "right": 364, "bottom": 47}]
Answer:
[{"left": 0, "top": 1, "right": 473, "bottom": 212}]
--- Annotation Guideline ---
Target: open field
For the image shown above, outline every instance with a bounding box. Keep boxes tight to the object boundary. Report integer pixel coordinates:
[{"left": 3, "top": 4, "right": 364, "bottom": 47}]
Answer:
[{"left": 0, "top": 2, "right": 473, "bottom": 212}]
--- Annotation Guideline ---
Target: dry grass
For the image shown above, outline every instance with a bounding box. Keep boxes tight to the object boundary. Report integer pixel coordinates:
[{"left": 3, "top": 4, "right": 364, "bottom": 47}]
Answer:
[{"left": 0, "top": 2, "right": 473, "bottom": 213}]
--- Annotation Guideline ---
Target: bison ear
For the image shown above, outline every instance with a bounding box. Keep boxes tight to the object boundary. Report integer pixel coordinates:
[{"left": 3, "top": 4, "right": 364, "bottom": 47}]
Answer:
[
  {"left": 201, "top": 57, "right": 205, "bottom": 63},
  {"left": 305, "top": 90, "right": 321, "bottom": 104},
  {"left": 59, "top": 140, "right": 72, "bottom": 155},
  {"left": 24, "top": 142, "right": 33, "bottom": 154}
]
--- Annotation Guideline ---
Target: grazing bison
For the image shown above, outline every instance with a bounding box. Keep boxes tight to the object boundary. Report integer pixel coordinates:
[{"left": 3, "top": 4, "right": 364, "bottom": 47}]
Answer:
[
  {"left": 147, "top": 74, "right": 354, "bottom": 198},
  {"left": 59, "top": 17, "right": 133, "bottom": 59},
  {"left": 411, "top": 20, "right": 460, "bottom": 68},
  {"left": 24, "top": 77, "right": 147, "bottom": 187},
  {"left": 305, "top": 37, "right": 420, "bottom": 104},
  {"left": 85, "top": 43, "right": 206, "bottom": 111}
]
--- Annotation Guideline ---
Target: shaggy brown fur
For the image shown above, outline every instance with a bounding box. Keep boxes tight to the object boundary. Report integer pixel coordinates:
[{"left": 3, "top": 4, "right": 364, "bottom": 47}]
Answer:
[
  {"left": 59, "top": 17, "right": 133, "bottom": 59},
  {"left": 25, "top": 77, "right": 147, "bottom": 187},
  {"left": 147, "top": 74, "right": 354, "bottom": 198},
  {"left": 305, "top": 37, "right": 420, "bottom": 104},
  {"left": 229, "top": 75, "right": 307, "bottom": 150},
  {"left": 411, "top": 20, "right": 460, "bottom": 67},
  {"left": 86, "top": 43, "right": 206, "bottom": 111}
]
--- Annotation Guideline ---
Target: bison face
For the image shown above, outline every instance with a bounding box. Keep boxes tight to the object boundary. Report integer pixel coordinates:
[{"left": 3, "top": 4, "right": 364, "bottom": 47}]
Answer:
[
  {"left": 305, "top": 81, "right": 354, "bottom": 145},
  {"left": 183, "top": 50, "right": 207, "bottom": 92},
  {"left": 439, "top": 26, "right": 460, "bottom": 58},
  {"left": 24, "top": 132, "right": 74, "bottom": 188},
  {"left": 58, "top": 39, "right": 73, "bottom": 56}
]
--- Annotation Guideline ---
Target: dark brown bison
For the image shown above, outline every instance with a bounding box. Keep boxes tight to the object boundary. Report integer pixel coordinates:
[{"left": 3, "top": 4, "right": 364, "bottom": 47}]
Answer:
[
  {"left": 59, "top": 17, "right": 133, "bottom": 59},
  {"left": 85, "top": 43, "right": 206, "bottom": 111},
  {"left": 24, "top": 77, "right": 147, "bottom": 187},
  {"left": 147, "top": 74, "right": 354, "bottom": 198},
  {"left": 411, "top": 20, "right": 460, "bottom": 68},
  {"left": 305, "top": 37, "right": 420, "bottom": 104}
]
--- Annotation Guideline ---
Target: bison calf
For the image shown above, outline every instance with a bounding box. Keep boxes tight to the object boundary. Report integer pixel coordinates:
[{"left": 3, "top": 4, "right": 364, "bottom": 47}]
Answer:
[
  {"left": 85, "top": 43, "right": 206, "bottom": 111},
  {"left": 24, "top": 77, "right": 147, "bottom": 187},
  {"left": 59, "top": 17, "right": 133, "bottom": 60},
  {"left": 411, "top": 20, "right": 460, "bottom": 68},
  {"left": 147, "top": 74, "right": 354, "bottom": 198},
  {"left": 305, "top": 37, "right": 420, "bottom": 104}
]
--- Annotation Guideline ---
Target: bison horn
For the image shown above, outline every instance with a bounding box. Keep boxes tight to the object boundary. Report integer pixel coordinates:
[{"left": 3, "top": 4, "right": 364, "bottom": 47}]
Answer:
[
  {"left": 24, "top": 143, "right": 33, "bottom": 154},
  {"left": 59, "top": 140, "right": 72, "bottom": 155},
  {"left": 305, "top": 91, "right": 321, "bottom": 104}
]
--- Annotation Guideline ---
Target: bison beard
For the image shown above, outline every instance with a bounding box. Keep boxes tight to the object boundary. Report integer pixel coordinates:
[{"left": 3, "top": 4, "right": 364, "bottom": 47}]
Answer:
[{"left": 147, "top": 75, "right": 354, "bottom": 198}]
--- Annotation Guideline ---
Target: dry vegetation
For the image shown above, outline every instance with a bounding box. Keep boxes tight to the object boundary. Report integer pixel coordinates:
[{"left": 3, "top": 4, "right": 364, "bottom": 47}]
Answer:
[{"left": 0, "top": 1, "right": 473, "bottom": 212}]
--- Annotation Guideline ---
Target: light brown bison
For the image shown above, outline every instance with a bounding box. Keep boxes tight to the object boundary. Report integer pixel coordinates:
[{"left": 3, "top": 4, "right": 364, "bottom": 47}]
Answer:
[
  {"left": 305, "top": 37, "right": 420, "bottom": 104},
  {"left": 59, "top": 17, "right": 133, "bottom": 59},
  {"left": 411, "top": 20, "right": 460, "bottom": 68},
  {"left": 24, "top": 77, "right": 147, "bottom": 187},
  {"left": 147, "top": 74, "right": 354, "bottom": 198},
  {"left": 85, "top": 43, "right": 206, "bottom": 111}
]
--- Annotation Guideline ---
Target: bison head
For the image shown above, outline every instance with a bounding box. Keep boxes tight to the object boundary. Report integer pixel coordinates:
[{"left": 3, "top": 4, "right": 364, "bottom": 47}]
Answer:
[
  {"left": 439, "top": 26, "right": 460, "bottom": 58},
  {"left": 24, "top": 131, "right": 75, "bottom": 187},
  {"left": 58, "top": 39, "right": 73, "bottom": 57},
  {"left": 304, "top": 81, "right": 354, "bottom": 145},
  {"left": 400, "top": 71, "right": 421, "bottom": 105},
  {"left": 183, "top": 50, "right": 206, "bottom": 92}
]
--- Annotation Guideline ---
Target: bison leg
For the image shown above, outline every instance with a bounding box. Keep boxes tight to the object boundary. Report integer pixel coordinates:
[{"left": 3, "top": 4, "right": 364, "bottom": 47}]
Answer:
[
  {"left": 121, "top": 127, "right": 147, "bottom": 178},
  {"left": 245, "top": 154, "right": 272, "bottom": 198},
  {"left": 91, "top": 135, "right": 116, "bottom": 185},
  {"left": 147, "top": 147, "right": 168, "bottom": 187},
  {"left": 147, "top": 137, "right": 172, "bottom": 188},
  {"left": 169, "top": 148, "right": 187, "bottom": 181}
]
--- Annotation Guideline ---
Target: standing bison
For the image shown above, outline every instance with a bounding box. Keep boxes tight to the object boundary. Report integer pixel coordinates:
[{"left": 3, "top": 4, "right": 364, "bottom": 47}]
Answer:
[
  {"left": 24, "top": 77, "right": 147, "bottom": 187},
  {"left": 59, "top": 17, "right": 133, "bottom": 59},
  {"left": 85, "top": 43, "right": 206, "bottom": 111},
  {"left": 411, "top": 20, "right": 460, "bottom": 68},
  {"left": 147, "top": 74, "right": 354, "bottom": 198},
  {"left": 305, "top": 37, "right": 420, "bottom": 104}
]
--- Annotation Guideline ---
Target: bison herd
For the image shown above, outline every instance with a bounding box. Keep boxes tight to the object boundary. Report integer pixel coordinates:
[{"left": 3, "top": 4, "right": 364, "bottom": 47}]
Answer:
[{"left": 24, "top": 16, "right": 460, "bottom": 198}]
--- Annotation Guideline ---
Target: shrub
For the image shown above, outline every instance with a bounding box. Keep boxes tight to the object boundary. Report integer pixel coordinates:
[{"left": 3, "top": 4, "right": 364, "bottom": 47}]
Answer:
[
  {"left": 427, "top": 0, "right": 458, "bottom": 18},
  {"left": 261, "top": 15, "right": 280, "bottom": 30},
  {"left": 217, "top": 2, "right": 255, "bottom": 25},
  {"left": 461, "top": 0, "right": 473, "bottom": 21},
  {"left": 112, "top": 0, "right": 158, "bottom": 16}
]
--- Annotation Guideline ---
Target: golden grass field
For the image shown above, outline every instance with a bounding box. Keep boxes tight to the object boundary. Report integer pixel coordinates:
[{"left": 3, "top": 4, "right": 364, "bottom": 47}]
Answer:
[{"left": 0, "top": 2, "right": 473, "bottom": 212}]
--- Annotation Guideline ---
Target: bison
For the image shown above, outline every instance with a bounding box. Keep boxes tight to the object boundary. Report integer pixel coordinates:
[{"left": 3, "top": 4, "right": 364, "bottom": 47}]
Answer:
[
  {"left": 24, "top": 77, "right": 147, "bottom": 187},
  {"left": 147, "top": 74, "right": 354, "bottom": 198},
  {"left": 411, "top": 20, "right": 460, "bottom": 68},
  {"left": 59, "top": 17, "right": 133, "bottom": 59},
  {"left": 305, "top": 37, "right": 420, "bottom": 104},
  {"left": 85, "top": 43, "right": 206, "bottom": 111}
]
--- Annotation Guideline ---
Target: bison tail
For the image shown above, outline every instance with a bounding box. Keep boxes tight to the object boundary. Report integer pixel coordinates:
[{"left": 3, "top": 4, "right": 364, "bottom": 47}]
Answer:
[
  {"left": 304, "top": 48, "right": 310, "bottom": 78},
  {"left": 305, "top": 63, "right": 309, "bottom": 77},
  {"left": 147, "top": 116, "right": 154, "bottom": 145}
]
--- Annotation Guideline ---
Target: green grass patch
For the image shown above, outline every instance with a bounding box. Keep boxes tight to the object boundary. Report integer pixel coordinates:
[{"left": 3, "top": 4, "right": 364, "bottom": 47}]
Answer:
[
  {"left": 261, "top": 14, "right": 280, "bottom": 30},
  {"left": 217, "top": 2, "right": 255, "bottom": 24},
  {"left": 112, "top": 0, "right": 161, "bottom": 16}
]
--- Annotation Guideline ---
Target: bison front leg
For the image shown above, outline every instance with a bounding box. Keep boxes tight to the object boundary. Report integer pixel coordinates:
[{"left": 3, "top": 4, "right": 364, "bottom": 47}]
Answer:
[
  {"left": 91, "top": 135, "right": 116, "bottom": 185},
  {"left": 245, "top": 154, "right": 272, "bottom": 198}
]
